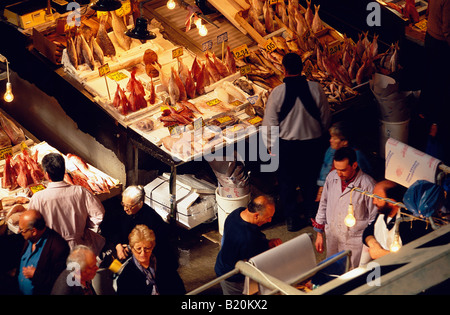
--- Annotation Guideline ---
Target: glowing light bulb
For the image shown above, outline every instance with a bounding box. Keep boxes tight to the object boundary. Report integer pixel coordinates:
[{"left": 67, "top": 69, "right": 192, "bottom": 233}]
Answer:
[
  {"left": 4, "top": 82, "right": 14, "bottom": 103},
  {"left": 344, "top": 204, "right": 356, "bottom": 227},
  {"left": 167, "top": 0, "right": 176, "bottom": 10},
  {"left": 199, "top": 24, "right": 208, "bottom": 36},
  {"left": 389, "top": 234, "right": 401, "bottom": 253}
]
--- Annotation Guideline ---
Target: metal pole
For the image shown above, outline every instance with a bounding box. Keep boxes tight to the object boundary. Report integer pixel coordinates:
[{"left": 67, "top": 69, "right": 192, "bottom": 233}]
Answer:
[
  {"left": 186, "top": 268, "right": 240, "bottom": 295},
  {"left": 235, "top": 261, "right": 304, "bottom": 295}
]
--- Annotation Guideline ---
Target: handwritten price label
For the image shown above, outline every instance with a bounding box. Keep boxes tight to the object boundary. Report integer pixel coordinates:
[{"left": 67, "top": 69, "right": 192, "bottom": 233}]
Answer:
[
  {"left": 263, "top": 38, "right": 277, "bottom": 53},
  {"left": 193, "top": 117, "right": 204, "bottom": 131},
  {"left": 217, "top": 32, "right": 228, "bottom": 44},
  {"left": 229, "top": 100, "right": 243, "bottom": 107},
  {"left": 240, "top": 64, "right": 251, "bottom": 76},
  {"left": 217, "top": 116, "right": 232, "bottom": 124},
  {"left": 202, "top": 40, "right": 213, "bottom": 52},
  {"left": 172, "top": 47, "right": 184, "bottom": 59},
  {"left": 247, "top": 116, "right": 262, "bottom": 125},
  {"left": 268, "top": 0, "right": 281, "bottom": 5},
  {"left": 98, "top": 63, "right": 110, "bottom": 77},
  {"left": 115, "top": 0, "right": 131, "bottom": 17},
  {"left": 0, "top": 146, "right": 12, "bottom": 160},
  {"left": 247, "top": 95, "right": 259, "bottom": 105},
  {"left": 30, "top": 184, "right": 46, "bottom": 194},
  {"left": 328, "top": 41, "right": 342, "bottom": 56},
  {"left": 107, "top": 71, "right": 128, "bottom": 81},
  {"left": 232, "top": 44, "right": 250, "bottom": 59},
  {"left": 206, "top": 98, "right": 221, "bottom": 106}
]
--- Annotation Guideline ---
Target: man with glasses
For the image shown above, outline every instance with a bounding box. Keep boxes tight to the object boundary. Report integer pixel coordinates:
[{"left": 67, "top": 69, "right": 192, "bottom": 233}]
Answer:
[
  {"left": 112, "top": 185, "right": 185, "bottom": 294},
  {"left": 17, "top": 209, "right": 70, "bottom": 295}
]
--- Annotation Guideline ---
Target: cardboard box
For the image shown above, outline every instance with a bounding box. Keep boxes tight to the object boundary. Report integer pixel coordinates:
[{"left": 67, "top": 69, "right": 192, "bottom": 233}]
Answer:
[{"left": 4, "top": 1, "right": 53, "bottom": 30}]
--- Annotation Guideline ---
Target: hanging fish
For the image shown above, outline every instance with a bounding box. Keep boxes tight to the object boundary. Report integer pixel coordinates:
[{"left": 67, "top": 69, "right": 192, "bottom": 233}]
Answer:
[
  {"left": 305, "top": 0, "right": 314, "bottom": 27},
  {"left": 263, "top": 0, "right": 276, "bottom": 33},
  {"left": 224, "top": 46, "right": 237, "bottom": 74},
  {"left": 311, "top": 5, "right": 323, "bottom": 33},
  {"left": 168, "top": 70, "right": 180, "bottom": 105}
]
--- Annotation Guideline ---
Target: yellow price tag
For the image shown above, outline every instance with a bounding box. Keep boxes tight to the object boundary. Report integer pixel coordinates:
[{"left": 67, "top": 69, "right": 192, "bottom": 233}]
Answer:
[
  {"left": 229, "top": 100, "right": 243, "bottom": 107},
  {"left": 268, "top": 0, "right": 280, "bottom": 4},
  {"left": 98, "top": 63, "right": 110, "bottom": 77},
  {"left": 263, "top": 38, "right": 277, "bottom": 53},
  {"left": 415, "top": 19, "right": 427, "bottom": 31},
  {"left": 96, "top": 11, "right": 108, "bottom": 20},
  {"left": 217, "top": 116, "right": 232, "bottom": 124},
  {"left": 206, "top": 98, "right": 221, "bottom": 106},
  {"left": 0, "top": 146, "right": 12, "bottom": 160},
  {"left": 240, "top": 64, "right": 251, "bottom": 76},
  {"left": 247, "top": 116, "right": 262, "bottom": 125},
  {"left": 115, "top": 0, "right": 131, "bottom": 17},
  {"left": 232, "top": 44, "right": 250, "bottom": 59},
  {"left": 107, "top": 71, "right": 128, "bottom": 81},
  {"left": 30, "top": 184, "right": 46, "bottom": 194},
  {"left": 172, "top": 47, "right": 184, "bottom": 59}
]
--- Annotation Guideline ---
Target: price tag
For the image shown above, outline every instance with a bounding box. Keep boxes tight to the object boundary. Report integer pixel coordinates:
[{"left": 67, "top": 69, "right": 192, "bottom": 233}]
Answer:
[
  {"left": 107, "top": 71, "right": 128, "bottom": 81},
  {"left": 217, "top": 116, "right": 232, "bottom": 124},
  {"left": 247, "top": 116, "right": 263, "bottom": 125},
  {"left": 98, "top": 63, "right": 110, "bottom": 77},
  {"left": 115, "top": 0, "right": 131, "bottom": 17},
  {"left": 217, "top": 32, "right": 228, "bottom": 44},
  {"left": 206, "top": 98, "right": 221, "bottom": 106},
  {"left": 0, "top": 146, "right": 12, "bottom": 160},
  {"left": 96, "top": 11, "right": 108, "bottom": 20},
  {"left": 229, "top": 100, "right": 243, "bottom": 107},
  {"left": 202, "top": 40, "right": 213, "bottom": 52},
  {"left": 30, "top": 184, "right": 46, "bottom": 194},
  {"left": 194, "top": 117, "right": 204, "bottom": 131},
  {"left": 268, "top": 0, "right": 281, "bottom": 5},
  {"left": 328, "top": 41, "right": 342, "bottom": 56},
  {"left": 247, "top": 95, "right": 259, "bottom": 105},
  {"left": 172, "top": 47, "right": 184, "bottom": 59},
  {"left": 168, "top": 125, "right": 181, "bottom": 135},
  {"left": 415, "top": 19, "right": 427, "bottom": 31},
  {"left": 232, "top": 44, "right": 250, "bottom": 59},
  {"left": 240, "top": 64, "right": 251, "bottom": 76},
  {"left": 263, "top": 38, "right": 277, "bottom": 53}
]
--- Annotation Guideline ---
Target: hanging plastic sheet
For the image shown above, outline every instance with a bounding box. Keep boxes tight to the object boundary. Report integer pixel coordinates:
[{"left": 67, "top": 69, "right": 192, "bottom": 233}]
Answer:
[{"left": 403, "top": 180, "right": 446, "bottom": 218}]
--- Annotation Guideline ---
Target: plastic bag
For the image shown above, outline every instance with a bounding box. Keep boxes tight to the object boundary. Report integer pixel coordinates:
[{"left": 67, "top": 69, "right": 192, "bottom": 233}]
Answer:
[{"left": 403, "top": 180, "right": 445, "bottom": 218}]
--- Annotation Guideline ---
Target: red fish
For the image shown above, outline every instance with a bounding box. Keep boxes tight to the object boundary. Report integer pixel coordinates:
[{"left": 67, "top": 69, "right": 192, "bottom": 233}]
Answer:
[
  {"left": 184, "top": 69, "right": 196, "bottom": 99},
  {"left": 172, "top": 67, "right": 187, "bottom": 101},
  {"left": 224, "top": 46, "right": 237, "bottom": 74},
  {"left": 204, "top": 52, "right": 221, "bottom": 82}
]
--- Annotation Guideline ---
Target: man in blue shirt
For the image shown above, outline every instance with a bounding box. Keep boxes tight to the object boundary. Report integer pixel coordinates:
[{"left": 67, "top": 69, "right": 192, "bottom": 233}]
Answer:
[
  {"left": 17, "top": 209, "right": 69, "bottom": 295},
  {"left": 215, "top": 195, "right": 281, "bottom": 295}
]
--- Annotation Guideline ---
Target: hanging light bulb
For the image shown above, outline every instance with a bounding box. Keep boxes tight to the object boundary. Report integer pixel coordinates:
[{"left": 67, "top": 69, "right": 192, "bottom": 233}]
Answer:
[
  {"left": 3, "top": 58, "right": 13, "bottom": 103},
  {"left": 199, "top": 24, "right": 208, "bottom": 36},
  {"left": 344, "top": 204, "right": 356, "bottom": 227},
  {"left": 389, "top": 234, "right": 401, "bottom": 252},
  {"left": 4, "top": 82, "right": 13, "bottom": 103},
  {"left": 167, "top": 0, "right": 176, "bottom": 10}
]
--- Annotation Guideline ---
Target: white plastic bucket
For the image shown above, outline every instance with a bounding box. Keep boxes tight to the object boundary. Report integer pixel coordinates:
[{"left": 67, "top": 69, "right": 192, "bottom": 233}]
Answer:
[
  {"left": 379, "top": 119, "right": 410, "bottom": 158},
  {"left": 215, "top": 188, "right": 250, "bottom": 235}
]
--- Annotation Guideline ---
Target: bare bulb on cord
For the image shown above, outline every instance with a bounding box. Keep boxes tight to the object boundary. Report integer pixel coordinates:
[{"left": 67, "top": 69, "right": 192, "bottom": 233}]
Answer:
[{"left": 4, "top": 82, "right": 13, "bottom": 103}]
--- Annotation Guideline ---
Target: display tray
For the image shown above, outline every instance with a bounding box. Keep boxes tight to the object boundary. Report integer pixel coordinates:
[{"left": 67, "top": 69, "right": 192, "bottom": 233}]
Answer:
[
  {"left": 0, "top": 141, "right": 122, "bottom": 204},
  {"left": 128, "top": 74, "right": 267, "bottom": 162}
]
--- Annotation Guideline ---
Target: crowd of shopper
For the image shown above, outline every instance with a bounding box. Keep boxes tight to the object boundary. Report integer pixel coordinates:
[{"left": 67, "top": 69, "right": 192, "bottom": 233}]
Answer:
[{"left": 0, "top": 52, "right": 441, "bottom": 296}]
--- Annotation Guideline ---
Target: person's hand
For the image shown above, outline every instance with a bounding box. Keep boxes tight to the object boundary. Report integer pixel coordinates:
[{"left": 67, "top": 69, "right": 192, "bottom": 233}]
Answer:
[
  {"left": 22, "top": 266, "right": 36, "bottom": 279},
  {"left": 315, "top": 233, "right": 324, "bottom": 253},
  {"left": 115, "top": 244, "right": 130, "bottom": 260},
  {"left": 268, "top": 238, "right": 282, "bottom": 248}
]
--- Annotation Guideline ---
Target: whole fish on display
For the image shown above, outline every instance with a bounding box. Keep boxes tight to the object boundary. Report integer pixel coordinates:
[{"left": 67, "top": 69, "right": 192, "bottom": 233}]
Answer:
[
  {"left": 110, "top": 11, "right": 132, "bottom": 51},
  {"left": 96, "top": 15, "right": 116, "bottom": 57}
]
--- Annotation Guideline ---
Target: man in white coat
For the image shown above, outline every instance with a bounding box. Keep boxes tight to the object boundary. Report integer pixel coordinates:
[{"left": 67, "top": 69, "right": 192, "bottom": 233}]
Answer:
[{"left": 313, "top": 147, "right": 377, "bottom": 269}]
